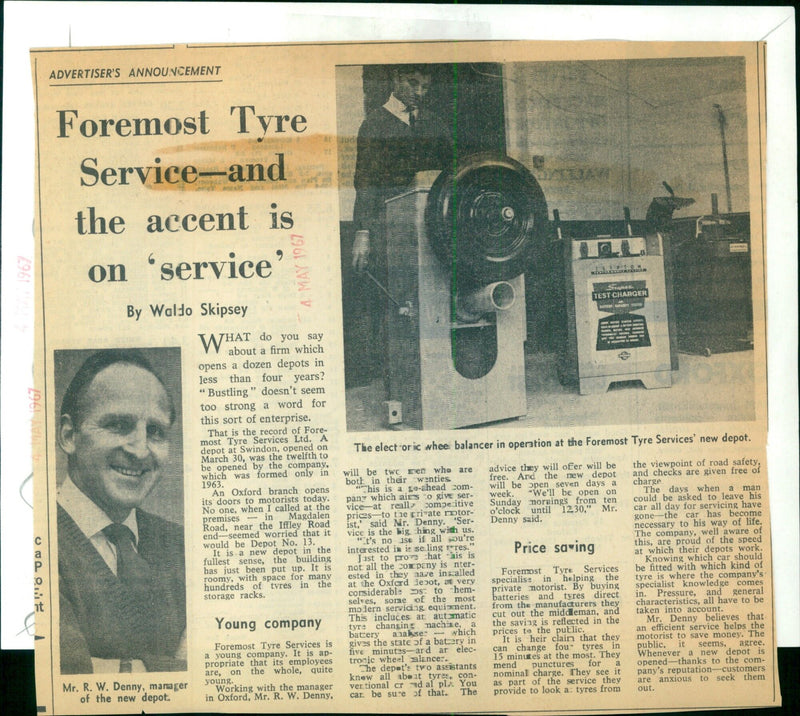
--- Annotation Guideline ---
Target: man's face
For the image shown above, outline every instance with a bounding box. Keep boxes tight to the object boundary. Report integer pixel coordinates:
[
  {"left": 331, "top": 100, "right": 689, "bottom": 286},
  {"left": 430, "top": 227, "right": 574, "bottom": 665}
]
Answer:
[
  {"left": 392, "top": 70, "right": 431, "bottom": 110},
  {"left": 60, "top": 363, "right": 172, "bottom": 521}
]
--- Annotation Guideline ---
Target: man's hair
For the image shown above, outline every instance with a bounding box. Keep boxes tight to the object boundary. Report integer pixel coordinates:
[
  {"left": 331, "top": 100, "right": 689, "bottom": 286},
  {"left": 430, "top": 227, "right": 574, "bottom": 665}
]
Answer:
[
  {"left": 60, "top": 349, "right": 175, "bottom": 427},
  {"left": 393, "top": 63, "right": 433, "bottom": 78}
]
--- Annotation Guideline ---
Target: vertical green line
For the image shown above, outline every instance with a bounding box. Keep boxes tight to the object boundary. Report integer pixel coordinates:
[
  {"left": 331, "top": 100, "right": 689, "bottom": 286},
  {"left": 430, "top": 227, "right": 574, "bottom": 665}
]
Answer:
[{"left": 450, "top": 61, "right": 459, "bottom": 362}]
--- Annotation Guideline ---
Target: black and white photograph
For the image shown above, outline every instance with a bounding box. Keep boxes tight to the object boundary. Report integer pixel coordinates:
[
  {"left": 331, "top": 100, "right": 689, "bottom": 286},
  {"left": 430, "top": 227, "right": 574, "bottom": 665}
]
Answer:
[
  {"left": 54, "top": 347, "right": 186, "bottom": 674},
  {"left": 337, "top": 58, "right": 755, "bottom": 431}
]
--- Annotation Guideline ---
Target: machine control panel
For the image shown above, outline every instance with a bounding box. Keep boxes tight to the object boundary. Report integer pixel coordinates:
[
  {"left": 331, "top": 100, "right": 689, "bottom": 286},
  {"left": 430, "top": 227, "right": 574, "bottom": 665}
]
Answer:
[{"left": 571, "top": 235, "right": 647, "bottom": 260}]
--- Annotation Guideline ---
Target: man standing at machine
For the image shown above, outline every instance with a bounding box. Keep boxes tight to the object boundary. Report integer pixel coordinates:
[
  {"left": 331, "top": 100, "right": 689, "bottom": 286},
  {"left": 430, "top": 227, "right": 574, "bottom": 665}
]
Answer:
[{"left": 349, "top": 63, "right": 453, "bottom": 388}]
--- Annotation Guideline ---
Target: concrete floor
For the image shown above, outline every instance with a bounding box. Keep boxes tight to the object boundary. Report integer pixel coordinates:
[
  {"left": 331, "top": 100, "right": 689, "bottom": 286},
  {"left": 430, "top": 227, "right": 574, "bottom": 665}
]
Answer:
[{"left": 345, "top": 350, "right": 755, "bottom": 432}]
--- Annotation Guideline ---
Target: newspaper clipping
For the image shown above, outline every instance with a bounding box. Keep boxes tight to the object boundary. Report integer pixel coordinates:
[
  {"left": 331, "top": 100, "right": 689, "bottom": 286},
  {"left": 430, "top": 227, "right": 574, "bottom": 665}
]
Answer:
[{"left": 31, "top": 39, "right": 779, "bottom": 714}]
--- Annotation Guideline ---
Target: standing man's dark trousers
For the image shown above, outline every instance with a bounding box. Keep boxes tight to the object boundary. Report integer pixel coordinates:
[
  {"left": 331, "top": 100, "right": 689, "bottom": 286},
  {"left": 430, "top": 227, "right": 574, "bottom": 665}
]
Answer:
[{"left": 343, "top": 225, "right": 388, "bottom": 392}]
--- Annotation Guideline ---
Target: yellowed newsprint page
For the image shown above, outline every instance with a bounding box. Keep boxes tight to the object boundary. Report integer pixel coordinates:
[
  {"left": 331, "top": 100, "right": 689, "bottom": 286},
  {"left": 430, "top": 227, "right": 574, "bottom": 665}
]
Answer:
[{"left": 32, "top": 40, "right": 779, "bottom": 714}]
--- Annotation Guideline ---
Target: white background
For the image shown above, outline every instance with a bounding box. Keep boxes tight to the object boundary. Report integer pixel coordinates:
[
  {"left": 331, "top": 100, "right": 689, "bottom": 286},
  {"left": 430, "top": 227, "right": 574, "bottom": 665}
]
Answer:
[{"left": 2, "top": 2, "right": 796, "bottom": 649}]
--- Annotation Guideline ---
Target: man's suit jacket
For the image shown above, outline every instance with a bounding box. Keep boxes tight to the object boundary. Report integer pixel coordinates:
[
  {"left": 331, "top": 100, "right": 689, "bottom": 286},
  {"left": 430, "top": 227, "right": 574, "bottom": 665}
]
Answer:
[
  {"left": 58, "top": 505, "right": 186, "bottom": 674},
  {"left": 353, "top": 105, "right": 452, "bottom": 280}
]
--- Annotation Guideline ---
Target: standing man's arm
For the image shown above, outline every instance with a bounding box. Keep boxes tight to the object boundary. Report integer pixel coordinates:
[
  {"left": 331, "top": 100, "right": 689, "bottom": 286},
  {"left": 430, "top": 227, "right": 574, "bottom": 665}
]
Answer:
[{"left": 352, "top": 118, "right": 386, "bottom": 272}]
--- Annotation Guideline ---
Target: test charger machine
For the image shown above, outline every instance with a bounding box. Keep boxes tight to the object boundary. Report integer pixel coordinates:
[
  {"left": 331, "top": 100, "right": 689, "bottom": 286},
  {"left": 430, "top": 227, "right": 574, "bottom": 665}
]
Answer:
[
  {"left": 382, "top": 155, "right": 548, "bottom": 430},
  {"left": 561, "top": 215, "right": 675, "bottom": 395}
]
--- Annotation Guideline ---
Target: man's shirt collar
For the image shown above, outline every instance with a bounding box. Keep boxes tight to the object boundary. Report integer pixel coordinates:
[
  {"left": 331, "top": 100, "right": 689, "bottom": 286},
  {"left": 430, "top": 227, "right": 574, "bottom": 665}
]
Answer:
[
  {"left": 57, "top": 476, "right": 139, "bottom": 544},
  {"left": 383, "top": 93, "right": 413, "bottom": 125}
]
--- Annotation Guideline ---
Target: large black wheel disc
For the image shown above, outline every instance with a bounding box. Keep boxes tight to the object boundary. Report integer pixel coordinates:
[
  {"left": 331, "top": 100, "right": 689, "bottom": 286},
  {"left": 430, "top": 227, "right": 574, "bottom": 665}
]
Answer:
[{"left": 426, "top": 153, "right": 549, "bottom": 283}]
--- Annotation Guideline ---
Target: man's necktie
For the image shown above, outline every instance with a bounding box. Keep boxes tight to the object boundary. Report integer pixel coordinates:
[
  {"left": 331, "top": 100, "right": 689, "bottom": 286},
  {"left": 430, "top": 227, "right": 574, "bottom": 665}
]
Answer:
[
  {"left": 408, "top": 108, "right": 417, "bottom": 127},
  {"left": 103, "top": 523, "right": 152, "bottom": 592}
]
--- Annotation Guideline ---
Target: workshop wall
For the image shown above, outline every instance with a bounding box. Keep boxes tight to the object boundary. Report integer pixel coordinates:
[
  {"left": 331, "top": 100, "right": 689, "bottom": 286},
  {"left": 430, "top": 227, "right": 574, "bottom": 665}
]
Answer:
[{"left": 505, "top": 56, "right": 749, "bottom": 220}]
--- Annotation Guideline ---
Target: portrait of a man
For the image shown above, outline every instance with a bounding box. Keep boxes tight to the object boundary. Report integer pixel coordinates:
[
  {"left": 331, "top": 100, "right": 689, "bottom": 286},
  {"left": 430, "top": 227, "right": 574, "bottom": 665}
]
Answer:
[{"left": 55, "top": 348, "right": 185, "bottom": 674}]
